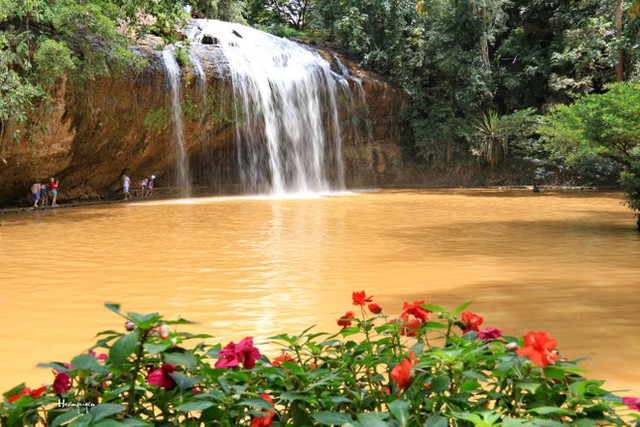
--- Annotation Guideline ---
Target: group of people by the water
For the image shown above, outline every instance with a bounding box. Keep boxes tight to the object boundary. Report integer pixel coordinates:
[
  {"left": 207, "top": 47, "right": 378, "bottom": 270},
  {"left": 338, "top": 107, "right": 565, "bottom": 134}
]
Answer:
[
  {"left": 121, "top": 174, "right": 155, "bottom": 201},
  {"left": 29, "top": 174, "right": 155, "bottom": 208},
  {"left": 30, "top": 177, "right": 59, "bottom": 208}
]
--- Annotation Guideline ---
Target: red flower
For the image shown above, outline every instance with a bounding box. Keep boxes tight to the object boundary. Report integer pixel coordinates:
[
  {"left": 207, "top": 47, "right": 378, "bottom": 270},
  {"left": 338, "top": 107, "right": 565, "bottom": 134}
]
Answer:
[
  {"left": 7, "top": 386, "right": 44, "bottom": 403},
  {"left": 399, "top": 317, "right": 422, "bottom": 337},
  {"left": 517, "top": 331, "right": 559, "bottom": 367},
  {"left": 337, "top": 311, "right": 355, "bottom": 328},
  {"left": 272, "top": 352, "right": 296, "bottom": 367},
  {"left": 390, "top": 352, "right": 418, "bottom": 389},
  {"left": 147, "top": 364, "right": 177, "bottom": 389},
  {"left": 460, "top": 311, "right": 484, "bottom": 333},
  {"left": 53, "top": 372, "right": 71, "bottom": 395},
  {"left": 29, "top": 386, "right": 47, "bottom": 398},
  {"left": 352, "top": 291, "right": 373, "bottom": 306},
  {"left": 250, "top": 394, "right": 275, "bottom": 427},
  {"left": 401, "top": 300, "right": 431, "bottom": 322},
  {"left": 368, "top": 303, "right": 382, "bottom": 314}
]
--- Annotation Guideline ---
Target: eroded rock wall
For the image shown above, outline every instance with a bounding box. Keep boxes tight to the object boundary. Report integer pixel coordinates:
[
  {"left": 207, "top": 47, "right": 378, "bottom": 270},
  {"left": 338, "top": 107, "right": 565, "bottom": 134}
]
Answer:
[{"left": 0, "top": 44, "right": 407, "bottom": 205}]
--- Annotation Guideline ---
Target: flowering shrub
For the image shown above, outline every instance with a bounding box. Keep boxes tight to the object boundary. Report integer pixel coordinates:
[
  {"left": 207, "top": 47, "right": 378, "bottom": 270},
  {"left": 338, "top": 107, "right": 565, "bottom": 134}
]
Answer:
[{"left": 1, "top": 295, "right": 639, "bottom": 426}]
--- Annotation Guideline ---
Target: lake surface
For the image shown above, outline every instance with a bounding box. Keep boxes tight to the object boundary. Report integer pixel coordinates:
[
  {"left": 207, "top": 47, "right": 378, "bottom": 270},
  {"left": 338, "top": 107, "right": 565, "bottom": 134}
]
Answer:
[{"left": 0, "top": 189, "right": 638, "bottom": 395}]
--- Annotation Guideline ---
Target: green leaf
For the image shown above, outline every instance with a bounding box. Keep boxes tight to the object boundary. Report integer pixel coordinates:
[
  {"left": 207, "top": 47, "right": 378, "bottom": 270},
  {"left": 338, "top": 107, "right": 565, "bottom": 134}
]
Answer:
[
  {"left": 109, "top": 330, "right": 140, "bottom": 368},
  {"left": 452, "top": 301, "right": 473, "bottom": 315},
  {"left": 169, "top": 372, "right": 199, "bottom": 389},
  {"left": 92, "top": 421, "right": 125, "bottom": 427},
  {"left": 516, "top": 382, "right": 541, "bottom": 394},
  {"left": 164, "top": 318, "right": 197, "bottom": 325},
  {"left": 356, "top": 412, "right": 389, "bottom": 427},
  {"left": 143, "top": 343, "right": 170, "bottom": 355},
  {"left": 430, "top": 375, "right": 451, "bottom": 393},
  {"left": 50, "top": 410, "right": 81, "bottom": 427},
  {"left": 70, "top": 354, "right": 102, "bottom": 372},
  {"left": 424, "top": 414, "right": 448, "bottom": 427},
  {"left": 389, "top": 400, "right": 410, "bottom": 427},
  {"left": 421, "top": 304, "right": 446, "bottom": 313},
  {"left": 128, "top": 312, "right": 160, "bottom": 329},
  {"left": 529, "top": 406, "right": 574, "bottom": 416},
  {"left": 104, "top": 303, "right": 123, "bottom": 317},
  {"left": 90, "top": 404, "right": 126, "bottom": 422},
  {"left": 174, "top": 400, "right": 215, "bottom": 412},
  {"left": 311, "top": 412, "right": 353, "bottom": 425},
  {"left": 163, "top": 352, "right": 197, "bottom": 370},
  {"left": 241, "top": 397, "right": 275, "bottom": 412}
]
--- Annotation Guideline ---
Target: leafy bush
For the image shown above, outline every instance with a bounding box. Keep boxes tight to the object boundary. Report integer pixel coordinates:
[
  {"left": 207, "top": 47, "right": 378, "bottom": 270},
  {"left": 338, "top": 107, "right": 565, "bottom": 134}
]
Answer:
[{"left": 1, "top": 295, "right": 638, "bottom": 426}]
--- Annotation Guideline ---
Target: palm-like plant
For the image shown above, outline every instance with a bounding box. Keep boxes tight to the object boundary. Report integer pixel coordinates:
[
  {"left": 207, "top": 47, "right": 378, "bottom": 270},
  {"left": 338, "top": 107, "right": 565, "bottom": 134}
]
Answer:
[{"left": 473, "top": 110, "right": 508, "bottom": 167}]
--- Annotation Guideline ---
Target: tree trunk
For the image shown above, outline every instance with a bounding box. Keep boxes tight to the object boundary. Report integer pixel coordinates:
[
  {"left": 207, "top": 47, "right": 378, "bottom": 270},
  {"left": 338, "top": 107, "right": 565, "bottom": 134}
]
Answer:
[{"left": 615, "top": 0, "right": 625, "bottom": 82}]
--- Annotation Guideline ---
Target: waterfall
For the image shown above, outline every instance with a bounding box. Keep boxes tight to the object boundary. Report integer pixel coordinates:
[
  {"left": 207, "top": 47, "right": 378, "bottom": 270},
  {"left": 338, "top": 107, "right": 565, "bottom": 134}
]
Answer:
[
  {"left": 188, "top": 20, "right": 347, "bottom": 195},
  {"left": 161, "top": 48, "right": 192, "bottom": 198}
]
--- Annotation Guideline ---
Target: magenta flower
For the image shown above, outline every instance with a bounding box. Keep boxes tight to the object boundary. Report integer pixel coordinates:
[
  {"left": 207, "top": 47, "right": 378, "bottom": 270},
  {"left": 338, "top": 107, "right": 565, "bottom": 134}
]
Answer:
[
  {"left": 215, "top": 337, "right": 261, "bottom": 369},
  {"left": 623, "top": 396, "right": 640, "bottom": 411},
  {"left": 236, "top": 337, "right": 261, "bottom": 369},
  {"left": 215, "top": 342, "right": 240, "bottom": 368},
  {"left": 88, "top": 350, "right": 108, "bottom": 361},
  {"left": 53, "top": 372, "right": 71, "bottom": 395},
  {"left": 147, "top": 364, "right": 177, "bottom": 390},
  {"left": 478, "top": 327, "right": 503, "bottom": 341}
]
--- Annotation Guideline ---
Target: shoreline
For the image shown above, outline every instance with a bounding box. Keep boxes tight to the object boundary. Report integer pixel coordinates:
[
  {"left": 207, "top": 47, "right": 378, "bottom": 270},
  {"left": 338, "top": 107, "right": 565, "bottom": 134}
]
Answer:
[{"left": 0, "top": 185, "right": 621, "bottom": 217}]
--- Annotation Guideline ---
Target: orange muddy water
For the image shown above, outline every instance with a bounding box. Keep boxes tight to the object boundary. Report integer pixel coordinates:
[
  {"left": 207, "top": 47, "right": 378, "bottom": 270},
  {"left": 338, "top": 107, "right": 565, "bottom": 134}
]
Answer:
[{"left": 0, "top": 189, "right": 638, "bottom": 395}]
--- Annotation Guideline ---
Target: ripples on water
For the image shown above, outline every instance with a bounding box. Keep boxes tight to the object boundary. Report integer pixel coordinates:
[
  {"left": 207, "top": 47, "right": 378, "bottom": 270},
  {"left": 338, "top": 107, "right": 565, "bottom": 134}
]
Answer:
[{"left": 0, "top": 189, "right": 638, "bottom": 394}]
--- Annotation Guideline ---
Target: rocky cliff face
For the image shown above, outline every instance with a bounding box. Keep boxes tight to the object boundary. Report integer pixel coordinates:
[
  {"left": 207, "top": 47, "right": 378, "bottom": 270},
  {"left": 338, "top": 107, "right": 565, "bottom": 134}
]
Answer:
[{"left": 0, "top": 38, "right": 407, "bottom": 206}]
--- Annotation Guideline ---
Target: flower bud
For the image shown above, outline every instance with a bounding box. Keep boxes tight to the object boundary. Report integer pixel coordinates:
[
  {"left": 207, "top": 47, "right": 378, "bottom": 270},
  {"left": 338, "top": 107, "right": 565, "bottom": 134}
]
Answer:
[
  {"left": 506, "top": 342, "right": 518, "bottom": 351},
  {"left": 124, "top": 321, "right": 135, "bottom": 331},
  {"left": 158, "top": 323, "right": 169, "bottom": 340}
]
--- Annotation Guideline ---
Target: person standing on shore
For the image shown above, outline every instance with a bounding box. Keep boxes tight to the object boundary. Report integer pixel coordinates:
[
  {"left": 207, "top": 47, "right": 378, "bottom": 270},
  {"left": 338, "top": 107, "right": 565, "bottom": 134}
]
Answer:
[
  {"left": 30, "top": 181, "right": 41, "bottom": 208},
  {"left": 141, "top": 178, "right": 149, "bottom": 197},
  {"left": 122, "top": 174, "right": 132, "bottom": 201},
  {"left": 148, "top": 175, "right": 155, "bottom": 196},
  {"left": 40, "top": 182, "right": 49, "bottom": 207},
  {"left": 49, "top": 177, "right": 59, "bottom": 207}
]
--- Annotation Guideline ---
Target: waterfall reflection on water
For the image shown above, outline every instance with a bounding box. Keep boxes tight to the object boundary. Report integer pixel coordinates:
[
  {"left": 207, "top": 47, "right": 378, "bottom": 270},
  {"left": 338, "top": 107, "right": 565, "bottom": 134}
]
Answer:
[{"left": 0, "top": 190, "right": 638, "bottom": 395}]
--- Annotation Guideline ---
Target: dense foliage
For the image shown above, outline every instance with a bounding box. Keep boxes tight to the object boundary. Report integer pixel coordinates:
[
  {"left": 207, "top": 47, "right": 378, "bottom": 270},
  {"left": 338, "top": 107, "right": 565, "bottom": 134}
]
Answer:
[
  {"left": 539, "top": 82, "right": 640, "bottom": 218},
  {"left": 2, "top": 0, "right": 640, "bottom": 221},
  {"left": 2, "top": 296, "right": 639, "bottom": 426}
]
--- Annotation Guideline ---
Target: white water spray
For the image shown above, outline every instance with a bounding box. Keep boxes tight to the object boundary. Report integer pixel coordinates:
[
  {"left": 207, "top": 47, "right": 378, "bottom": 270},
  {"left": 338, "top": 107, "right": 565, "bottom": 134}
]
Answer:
[
  {"left": 161, "top": 48, "right": 192, "bottom": 197},
  {"left": 188, "top": 20, "right": 348, "bottom": 195}
]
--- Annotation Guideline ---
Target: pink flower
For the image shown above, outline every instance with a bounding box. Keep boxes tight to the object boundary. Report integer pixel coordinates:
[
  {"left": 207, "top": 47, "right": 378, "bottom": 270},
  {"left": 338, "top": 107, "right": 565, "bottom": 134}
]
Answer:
[
  {"left": 88, "top": 350, "right": 108, "bottom": 361},
  {"left": 147, "top": 364, "right": 177, "bottom": 389},
  {"left": 623, "top": 396, "right": 640, "bottom": 411},
  {"left": 236, "top": 337, "right": 261, "bottom": 369},
  {"left": 478, "top": 327, "right": 503, "bottom": 341},
  {"left": 215, "top": 342, "right": 240, "bottom": 368},
  {"left": 215, "top": 338, "right": 261, "bottom": 369},
  {"left": 53, "top": 372, "right": 71, "bottom": 395},
  {"left": 124, "top": 321, "right": 135, "bottom": 331}
]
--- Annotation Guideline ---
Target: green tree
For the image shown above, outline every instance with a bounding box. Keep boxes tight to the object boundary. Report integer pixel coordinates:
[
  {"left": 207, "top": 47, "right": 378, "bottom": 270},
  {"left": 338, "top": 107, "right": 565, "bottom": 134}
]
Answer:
[{"left": 539, "top": 82, "right": 640, "bottom": 228}]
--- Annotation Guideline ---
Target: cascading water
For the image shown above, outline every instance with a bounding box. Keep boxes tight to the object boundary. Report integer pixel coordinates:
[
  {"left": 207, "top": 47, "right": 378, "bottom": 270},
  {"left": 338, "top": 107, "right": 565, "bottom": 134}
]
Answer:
[
  {"left": 161, "top": 48, "right": 192, "bottom": 198},
  {"left": 187, "top": 20, "right": 347, "bottom": 195}
]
